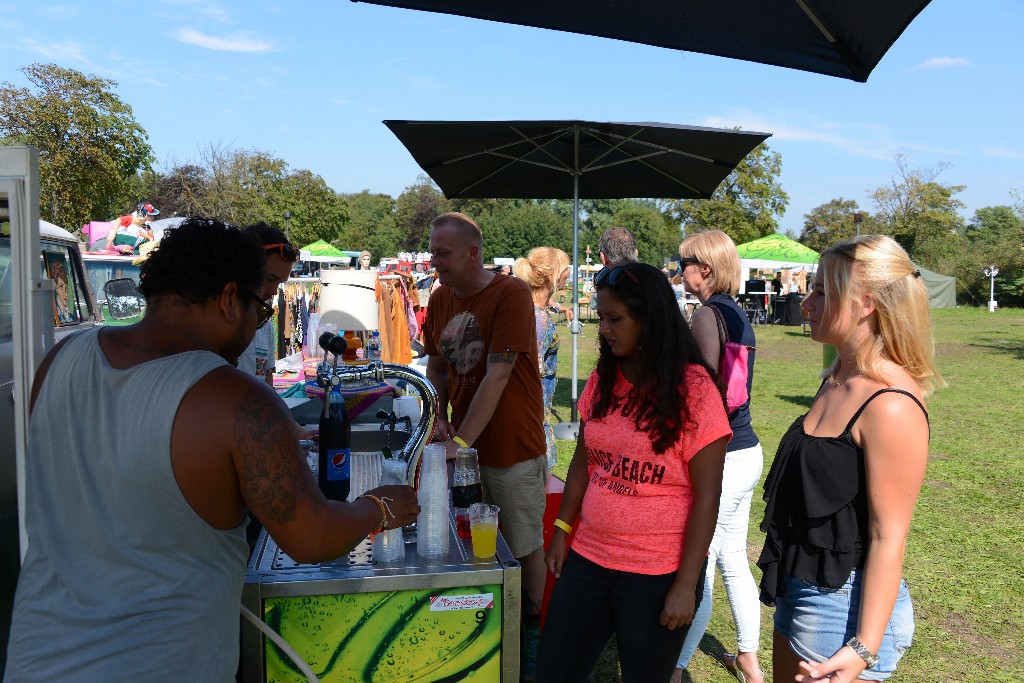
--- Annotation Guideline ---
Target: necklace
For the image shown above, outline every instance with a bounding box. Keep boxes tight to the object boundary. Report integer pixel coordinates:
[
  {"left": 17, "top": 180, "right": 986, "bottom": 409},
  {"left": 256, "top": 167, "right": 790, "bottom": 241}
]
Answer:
[{"left": 825, "top": 372, "right": 859, "bottom": 389}]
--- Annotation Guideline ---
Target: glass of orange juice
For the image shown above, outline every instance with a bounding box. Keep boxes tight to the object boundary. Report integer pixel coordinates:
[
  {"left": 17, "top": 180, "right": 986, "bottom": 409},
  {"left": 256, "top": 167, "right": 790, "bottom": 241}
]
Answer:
[{"left": 468, "top": 503, "right": 500, "bottom": 558}]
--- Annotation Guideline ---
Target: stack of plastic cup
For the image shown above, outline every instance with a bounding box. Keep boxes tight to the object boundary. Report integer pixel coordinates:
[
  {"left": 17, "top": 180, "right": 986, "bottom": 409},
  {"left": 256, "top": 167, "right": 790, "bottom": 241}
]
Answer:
[
  {"left": 416, "top": 444, "right": 450, "bottom": 558},
  {"left": 372, "top": 458, "right": 408, "bottom": 563}
]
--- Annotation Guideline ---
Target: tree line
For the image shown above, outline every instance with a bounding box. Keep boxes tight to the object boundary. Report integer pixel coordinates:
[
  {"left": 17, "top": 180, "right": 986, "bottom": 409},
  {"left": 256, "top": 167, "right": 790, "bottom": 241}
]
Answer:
[{"left": 2, "top": 63, "right": 1021, "bottom": 306}]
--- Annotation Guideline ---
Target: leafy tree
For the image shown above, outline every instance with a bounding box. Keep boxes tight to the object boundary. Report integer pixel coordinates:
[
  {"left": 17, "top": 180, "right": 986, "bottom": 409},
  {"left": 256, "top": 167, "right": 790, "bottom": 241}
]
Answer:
[
  {"left": 955, "top": 205, "right": 1024, "bottom": 306},
  {"left": 870, "top": 152, "right": 965, "bottom": 263},
  {"left": 279, "top": 169, "right": 348, "bottom": 247},
  {"left": 662, "top": 141, "right": 788, "bottom": 245},
  {"left": 610, "top": 204, "right": 679, "bottom": 265},
  {"left": 342, "top": 191, "right": 402, "bottom": 262},
  {"left": 187, "top": 143, "right": 287, "bottom": 225},
  {"left": 799, "top": 198, "right": 880, "bottom": 252},
  {"left": 572, "top": 199, "right": 638, "bottom": 250},
  {"left": 0, "top": 63, "right": 153, "bottom": 230},
  {"left": 472, "top": 200, "right": 568, "bottom": 262},
  {"left": 145, "top": 164, "right": 209, "bottom": 218},
  {"left": 395, "top": 176, "right": 450, "bottom": 251}
]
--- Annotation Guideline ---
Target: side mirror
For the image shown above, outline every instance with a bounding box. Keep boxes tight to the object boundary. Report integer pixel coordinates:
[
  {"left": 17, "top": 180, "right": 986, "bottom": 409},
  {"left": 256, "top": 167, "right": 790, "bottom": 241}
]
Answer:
[{"left": 103, "top": 278, "right": 143, "bottom": 320}]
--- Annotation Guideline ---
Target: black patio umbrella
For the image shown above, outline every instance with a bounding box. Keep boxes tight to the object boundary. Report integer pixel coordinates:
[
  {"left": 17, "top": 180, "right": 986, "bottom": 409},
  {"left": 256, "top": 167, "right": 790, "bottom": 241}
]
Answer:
[
  {"left": 384, "top": 119, "right": 769, "bottom": 429},
  {"left": 355, "top": 0, "right": 931, "bottom": 82}
]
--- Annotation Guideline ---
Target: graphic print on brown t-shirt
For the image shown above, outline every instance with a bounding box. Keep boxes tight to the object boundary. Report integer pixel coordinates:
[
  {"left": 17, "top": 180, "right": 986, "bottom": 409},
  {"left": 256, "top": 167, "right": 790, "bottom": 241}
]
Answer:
[{"left": 440, "top": 311, "right": 485, "bottom": 375}]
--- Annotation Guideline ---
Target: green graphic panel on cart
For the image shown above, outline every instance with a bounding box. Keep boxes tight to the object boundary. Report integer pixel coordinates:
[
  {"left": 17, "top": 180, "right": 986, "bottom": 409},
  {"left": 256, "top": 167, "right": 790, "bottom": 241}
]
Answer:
[{"left": 264, "top": 585, "right": 502, "bottom": 682}]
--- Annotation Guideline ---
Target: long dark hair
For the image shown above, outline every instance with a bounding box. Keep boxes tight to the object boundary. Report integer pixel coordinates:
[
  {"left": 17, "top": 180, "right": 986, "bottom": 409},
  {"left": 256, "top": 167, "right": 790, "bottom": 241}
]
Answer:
[{"left": 592, "top": 262, "right": 723, "bottom": 453}]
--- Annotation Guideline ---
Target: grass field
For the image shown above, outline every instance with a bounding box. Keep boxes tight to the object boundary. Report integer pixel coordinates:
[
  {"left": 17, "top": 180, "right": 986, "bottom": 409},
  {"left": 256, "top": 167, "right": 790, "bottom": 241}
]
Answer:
[{"left": 547, "top": 306, "right": 1024, "bottom": 682}]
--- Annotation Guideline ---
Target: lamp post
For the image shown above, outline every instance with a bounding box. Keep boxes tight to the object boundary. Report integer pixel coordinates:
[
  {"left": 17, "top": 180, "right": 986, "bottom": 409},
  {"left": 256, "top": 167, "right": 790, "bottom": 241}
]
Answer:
[
  {"left": 983, "top": 265, "right": 999, "bottom": 312},
  {"left": 853, "top": 212, "right": 863, "bottom": 237},
  {"left": 283, "top": 210, "right": 291, "bottom": 240}
]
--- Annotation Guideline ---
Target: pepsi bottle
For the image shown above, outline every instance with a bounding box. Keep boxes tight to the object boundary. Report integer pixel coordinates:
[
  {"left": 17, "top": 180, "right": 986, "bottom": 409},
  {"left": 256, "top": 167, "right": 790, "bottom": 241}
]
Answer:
[{"left": 318, "top": 390, "right": 351, "bottom": 501}]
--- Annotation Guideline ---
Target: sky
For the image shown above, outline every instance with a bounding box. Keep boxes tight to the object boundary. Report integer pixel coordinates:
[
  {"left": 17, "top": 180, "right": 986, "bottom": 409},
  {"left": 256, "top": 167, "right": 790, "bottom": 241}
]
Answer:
[{"left": 2, "top": 0, "right": 1023, "bottom": 233}]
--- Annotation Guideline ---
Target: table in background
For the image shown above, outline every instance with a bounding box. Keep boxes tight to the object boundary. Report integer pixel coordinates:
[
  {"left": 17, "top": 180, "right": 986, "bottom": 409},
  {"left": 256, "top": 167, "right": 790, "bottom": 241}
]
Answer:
[{"left": 777, "top": 293, "right": 805, "bottom": 326}]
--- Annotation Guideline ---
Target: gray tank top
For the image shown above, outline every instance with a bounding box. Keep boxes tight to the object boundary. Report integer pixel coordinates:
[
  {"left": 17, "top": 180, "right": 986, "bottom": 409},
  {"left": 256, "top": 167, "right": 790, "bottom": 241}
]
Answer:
[{"left": 6, "top": 328, "right": 249, "bottom": 682}]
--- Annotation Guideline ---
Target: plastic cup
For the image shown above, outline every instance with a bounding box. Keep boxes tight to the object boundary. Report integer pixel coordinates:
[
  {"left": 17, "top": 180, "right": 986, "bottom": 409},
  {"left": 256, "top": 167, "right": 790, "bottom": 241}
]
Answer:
[
  {"left": 468, "top": 503, "right": 499, "bottom": 558},
  {"left": 311, "top": 322, "right": 337, "bottom": 362},
  {"left": 393, "top": 396, "right": 421, "bottom": 424}
]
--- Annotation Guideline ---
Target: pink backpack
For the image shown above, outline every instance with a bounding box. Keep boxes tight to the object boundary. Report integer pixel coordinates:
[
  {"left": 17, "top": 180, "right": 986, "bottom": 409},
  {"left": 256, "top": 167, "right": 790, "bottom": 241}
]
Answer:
[{"left": 710, "top": 305, "right": 752, "bottom": 413}]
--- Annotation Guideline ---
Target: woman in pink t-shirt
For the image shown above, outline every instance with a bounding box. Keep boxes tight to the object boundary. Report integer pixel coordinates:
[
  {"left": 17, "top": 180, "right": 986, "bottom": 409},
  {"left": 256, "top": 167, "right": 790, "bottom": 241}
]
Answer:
[{"left": 536, "top": 262, "right": 731, "bottom": 683}]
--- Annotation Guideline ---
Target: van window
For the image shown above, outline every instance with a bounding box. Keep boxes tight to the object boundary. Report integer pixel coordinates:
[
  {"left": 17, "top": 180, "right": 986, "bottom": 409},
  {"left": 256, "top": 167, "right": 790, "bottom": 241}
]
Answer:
[
  {"left": 0, "top": 238, "right": 11, "bottom": 343},
  {"left": 41, "top": 245, "right": 88, "bottom": 327},
  {"left": 84, "top": 260, "right": 141, "bottom": 304}
]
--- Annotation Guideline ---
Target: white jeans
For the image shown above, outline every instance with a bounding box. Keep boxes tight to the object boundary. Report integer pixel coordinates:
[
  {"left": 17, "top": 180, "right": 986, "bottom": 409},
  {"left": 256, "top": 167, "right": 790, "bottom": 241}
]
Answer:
[{"left": 677, "top": 442, "right": 764, "bottom": 667}]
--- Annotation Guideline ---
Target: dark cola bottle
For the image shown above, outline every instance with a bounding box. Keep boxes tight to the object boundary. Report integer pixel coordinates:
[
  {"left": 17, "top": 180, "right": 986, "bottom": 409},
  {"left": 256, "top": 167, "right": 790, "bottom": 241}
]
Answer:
[
  {"left": 452, "top": 447, "right": 483, "bottom": 539},
  {"left": 318, "top": 390, "right": 351, "bottom": 501}
]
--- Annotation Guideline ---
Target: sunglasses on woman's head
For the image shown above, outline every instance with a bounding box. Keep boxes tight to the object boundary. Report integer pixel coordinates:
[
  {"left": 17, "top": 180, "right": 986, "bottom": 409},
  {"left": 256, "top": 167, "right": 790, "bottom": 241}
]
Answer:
[
  {"left": 264, "top": 243, "right": 300, "bottom": 263},
  {"left": 595, "top": 265, "right": 641, "bottom": 288},
  {"left": 678, "top": 256, "right": 701, "bottom": 265}
]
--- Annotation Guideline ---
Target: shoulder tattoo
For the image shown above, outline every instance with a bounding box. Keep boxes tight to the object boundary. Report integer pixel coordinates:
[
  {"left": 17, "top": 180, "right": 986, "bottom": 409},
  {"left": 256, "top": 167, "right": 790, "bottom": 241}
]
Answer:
[{"left": 233, "top": 388, "right": 310, "bottom": 524}]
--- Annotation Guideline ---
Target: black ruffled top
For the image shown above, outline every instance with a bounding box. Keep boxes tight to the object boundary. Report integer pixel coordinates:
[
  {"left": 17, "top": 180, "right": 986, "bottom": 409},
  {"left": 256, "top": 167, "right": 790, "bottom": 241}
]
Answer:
[{"left": 757, "top": 389, "right": 927, "bottom": 605}]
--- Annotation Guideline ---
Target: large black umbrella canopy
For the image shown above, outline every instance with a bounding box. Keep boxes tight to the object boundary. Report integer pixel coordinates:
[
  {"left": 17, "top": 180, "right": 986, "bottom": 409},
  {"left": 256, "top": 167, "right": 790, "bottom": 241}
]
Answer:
[
  {"left": 386, "top": 119, "right": 770, "bottom": 428},
  {"left": 384, "top": 120, "right": 770, "bottom": 200},
  {"left": 356, "top": 0, "right": 931, "bottom": 82}
]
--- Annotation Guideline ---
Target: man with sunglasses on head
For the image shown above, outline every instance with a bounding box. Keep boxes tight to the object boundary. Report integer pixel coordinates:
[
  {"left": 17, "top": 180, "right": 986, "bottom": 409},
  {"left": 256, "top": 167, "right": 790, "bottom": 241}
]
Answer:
[
  {"left": 6, "top": 218, "right": 419, "bottom": 682},
  {"left": 237, "top": 223, "right": 298, "bottom": 386}
]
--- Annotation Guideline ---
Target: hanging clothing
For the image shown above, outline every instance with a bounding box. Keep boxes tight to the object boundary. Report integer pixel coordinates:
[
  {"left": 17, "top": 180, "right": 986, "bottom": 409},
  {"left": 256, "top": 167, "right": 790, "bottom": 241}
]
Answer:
[{"left": 376, "top": 278, "right": 412, "bottom": 364}]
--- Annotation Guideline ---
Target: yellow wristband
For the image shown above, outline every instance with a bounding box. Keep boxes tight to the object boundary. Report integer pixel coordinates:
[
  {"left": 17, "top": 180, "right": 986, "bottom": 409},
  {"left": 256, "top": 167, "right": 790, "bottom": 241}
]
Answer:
[
  {"left": 553, "top": 518, "right": 573, "bottom": 534},
  {"left": 453, "top": 435, "right": 469, "bottom": 448}
]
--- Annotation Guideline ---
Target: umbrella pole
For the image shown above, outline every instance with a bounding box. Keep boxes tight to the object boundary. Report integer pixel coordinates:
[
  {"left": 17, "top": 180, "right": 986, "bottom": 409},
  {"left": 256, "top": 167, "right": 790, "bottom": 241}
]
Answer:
[
  {"left": 570, "top": 170, "right": 580, "bottom": 424},
  {"left": 554, "top": 153, "right": 582, "bottom": 440}
]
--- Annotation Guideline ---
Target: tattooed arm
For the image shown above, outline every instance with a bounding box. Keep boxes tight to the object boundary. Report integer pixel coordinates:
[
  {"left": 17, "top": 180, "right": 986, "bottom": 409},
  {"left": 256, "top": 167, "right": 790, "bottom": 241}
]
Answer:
[
  {"left": 449, "top": 350, "right": 518, "bottom": 447},
  {"left": 172, "top": 368, "right": 419, "bottom": 564}
]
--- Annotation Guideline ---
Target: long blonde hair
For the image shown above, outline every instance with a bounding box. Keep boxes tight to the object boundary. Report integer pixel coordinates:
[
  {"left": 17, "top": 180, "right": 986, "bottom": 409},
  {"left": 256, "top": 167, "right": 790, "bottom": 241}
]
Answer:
[{"left": 819, "top": 235, "right": 944, "bottom": 395}]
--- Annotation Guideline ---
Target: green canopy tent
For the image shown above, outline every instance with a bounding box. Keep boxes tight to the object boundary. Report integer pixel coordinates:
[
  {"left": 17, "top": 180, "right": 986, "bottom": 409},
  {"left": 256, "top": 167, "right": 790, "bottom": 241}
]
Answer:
[
  {"left": 735, "top": 234, "right": 956, "bottom": 307},
  {"left": 735, "top": 233, "right": 820, "bottom": 269},
  {"left": 916, "top": 265, "right": 956, "bottom": 308},
  {"left": 298, "top": 240, "right": 351, "bottom": 264}
]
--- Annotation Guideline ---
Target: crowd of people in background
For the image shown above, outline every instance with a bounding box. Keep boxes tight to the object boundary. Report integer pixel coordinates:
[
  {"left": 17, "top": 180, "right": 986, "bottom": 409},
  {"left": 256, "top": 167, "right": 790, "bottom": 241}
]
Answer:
[{"left": 7, "top": 204, "right": 941, "bottom": 683}]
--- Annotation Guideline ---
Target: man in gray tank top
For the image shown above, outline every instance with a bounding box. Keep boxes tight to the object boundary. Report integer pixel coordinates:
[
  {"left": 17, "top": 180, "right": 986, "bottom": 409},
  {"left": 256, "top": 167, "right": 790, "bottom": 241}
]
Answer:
[{"left": 5, "top": 218, "right": 420, "bottom": 682}]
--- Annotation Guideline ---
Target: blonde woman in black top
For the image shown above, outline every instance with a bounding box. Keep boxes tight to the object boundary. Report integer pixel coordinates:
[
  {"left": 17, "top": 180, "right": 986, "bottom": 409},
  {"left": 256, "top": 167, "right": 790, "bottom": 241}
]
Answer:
[{"left": 759, "top": 235, "right": 943, "bottom": 682}]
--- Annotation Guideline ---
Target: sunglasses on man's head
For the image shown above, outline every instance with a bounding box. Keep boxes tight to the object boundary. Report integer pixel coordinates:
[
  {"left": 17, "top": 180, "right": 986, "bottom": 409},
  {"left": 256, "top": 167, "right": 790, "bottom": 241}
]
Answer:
[
  {"left": 243, "top": 290, "right": 276, "bottom": 329},
  {"left": 595, "top": 265, "right": 641, "bottom": 288},
  {"left": 265, "top": 243, "right": 300, "bottom": 263}
]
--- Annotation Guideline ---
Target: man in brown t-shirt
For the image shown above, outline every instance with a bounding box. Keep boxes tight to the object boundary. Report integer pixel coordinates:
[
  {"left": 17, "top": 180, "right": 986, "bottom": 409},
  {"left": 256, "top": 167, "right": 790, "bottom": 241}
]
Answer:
[{"left": 422, "top": 212, "right": 547, "bottom": 680}]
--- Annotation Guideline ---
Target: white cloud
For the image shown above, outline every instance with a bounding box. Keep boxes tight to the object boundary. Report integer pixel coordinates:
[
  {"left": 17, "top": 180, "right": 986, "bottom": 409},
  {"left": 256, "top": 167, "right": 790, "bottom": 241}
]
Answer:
[
  {"left": 916, "top": 56, "right": 972, "bottom": 70},
  {"left": 21, "top": 38, "right": 91, "bottom": 65},
  {"left": 701, "top": 111, "right": 896, "bottom": 160},
  {"left": 171, "top": 27, "right": 272, "bottom": 52},
  {"left": 984, "top": 146, "right": 1024, "bottom": 160}
]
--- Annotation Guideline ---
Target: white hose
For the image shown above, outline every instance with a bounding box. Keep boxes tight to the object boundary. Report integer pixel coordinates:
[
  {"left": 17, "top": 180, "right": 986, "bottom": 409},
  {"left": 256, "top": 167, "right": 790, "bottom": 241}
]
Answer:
[{"left": 240, "top": 603, "right": 321, "bottom": 683}]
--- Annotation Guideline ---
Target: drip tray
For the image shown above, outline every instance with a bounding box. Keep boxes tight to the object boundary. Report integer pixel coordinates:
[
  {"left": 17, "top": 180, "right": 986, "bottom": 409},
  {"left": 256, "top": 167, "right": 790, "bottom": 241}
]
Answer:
[{"left": 269, "top": 537, "right": 376, "bottom": 573}]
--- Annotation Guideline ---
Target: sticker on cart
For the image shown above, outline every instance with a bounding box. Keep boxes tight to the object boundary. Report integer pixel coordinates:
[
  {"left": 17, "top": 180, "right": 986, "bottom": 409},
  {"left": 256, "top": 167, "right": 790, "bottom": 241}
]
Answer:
[{"left": 429, "top": 593, "right": 494, "bottom": 611}]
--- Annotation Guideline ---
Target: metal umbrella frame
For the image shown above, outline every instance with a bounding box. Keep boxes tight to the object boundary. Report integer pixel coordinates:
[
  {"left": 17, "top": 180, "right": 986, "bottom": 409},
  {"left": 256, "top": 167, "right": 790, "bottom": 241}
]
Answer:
[{"left": 385, "top": 120, "right": 770, "bottom": 433}]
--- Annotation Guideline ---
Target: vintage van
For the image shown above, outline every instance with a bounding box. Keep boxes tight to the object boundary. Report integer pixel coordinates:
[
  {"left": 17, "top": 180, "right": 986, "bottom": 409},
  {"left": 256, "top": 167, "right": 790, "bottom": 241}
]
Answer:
[{"left": 0, "top": 218, "right": 105, "bottom": 665}]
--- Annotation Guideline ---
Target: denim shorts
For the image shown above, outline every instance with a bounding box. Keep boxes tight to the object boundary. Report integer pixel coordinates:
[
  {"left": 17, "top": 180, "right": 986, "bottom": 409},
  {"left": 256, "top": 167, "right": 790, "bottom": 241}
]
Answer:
[{"left": 773, "top": 570, "right": 914, "bottom": 681}]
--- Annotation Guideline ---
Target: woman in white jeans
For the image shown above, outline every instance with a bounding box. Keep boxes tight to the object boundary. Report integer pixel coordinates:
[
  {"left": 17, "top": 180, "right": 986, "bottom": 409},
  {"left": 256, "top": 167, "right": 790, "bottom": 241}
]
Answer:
[{"left": 672, "top": 231, "right": 764, "bottom": 683}]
